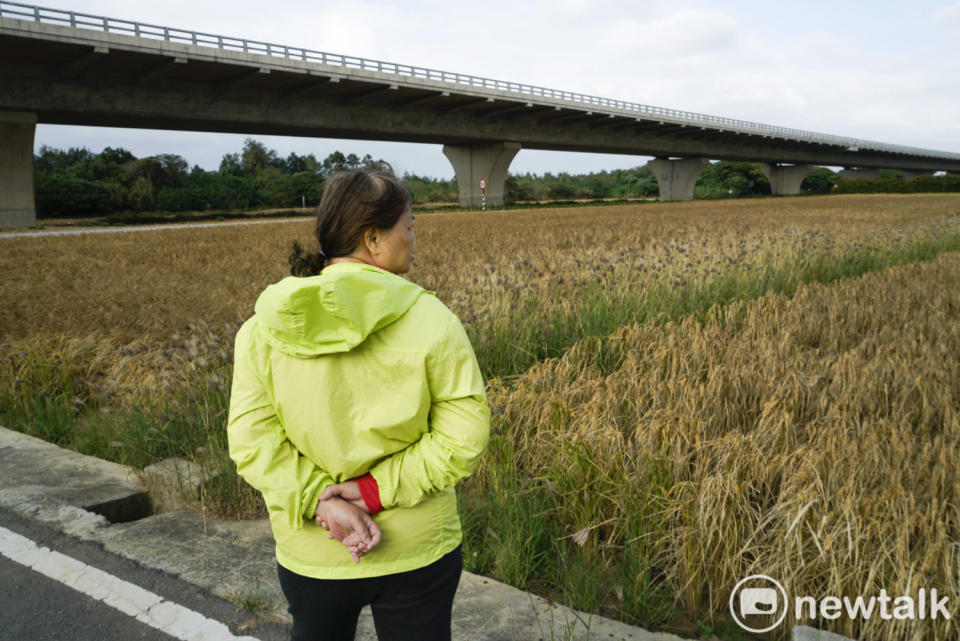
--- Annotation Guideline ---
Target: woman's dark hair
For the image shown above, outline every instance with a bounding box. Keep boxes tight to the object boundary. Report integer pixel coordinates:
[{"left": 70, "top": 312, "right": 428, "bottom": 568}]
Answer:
[{"left": 289, "top": 167, "right": 411, "bottom": 277}]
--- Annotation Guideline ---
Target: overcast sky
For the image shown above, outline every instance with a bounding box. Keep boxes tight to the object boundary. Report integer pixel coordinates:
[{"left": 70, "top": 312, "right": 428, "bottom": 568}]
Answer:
[{"left": 29, "top": 0, "right": 960, "bottom": 178}]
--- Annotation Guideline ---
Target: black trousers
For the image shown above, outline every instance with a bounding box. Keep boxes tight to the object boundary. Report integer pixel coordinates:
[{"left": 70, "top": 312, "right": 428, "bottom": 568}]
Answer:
[{"left": 276, "top": 546, "right": 462, "bottom": 641}]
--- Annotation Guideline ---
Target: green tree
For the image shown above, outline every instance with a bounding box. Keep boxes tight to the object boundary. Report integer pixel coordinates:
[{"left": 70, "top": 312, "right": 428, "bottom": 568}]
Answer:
[
  {"left": 360, "top": 154, "right": 392, "bottom": 173},
  {"left": 801, "top": 167, "right": 837, "bottom": 194},
  {"left": 219, "top": 152, "right": 243, "bottom": 176},
  {"left": 34, "top": 174, "right": 118, "bottom": 218},
  {"left": 260, "top": 172, "right": 324, "bottom": 207},
  {"left": 240, "top": 138, "right": 280, "bottom": 176},
  {"left": 695, "top": 161, "right": 771, "bottom": 198},
  {"left": 127, "top": 175, "right": 155, "bottom": 211},
  {"left": 34, "top": 146, "right": 93, "bottom": 174},
  {"left": 546, "top": 179, "right": 576, "bottom": 200},
  {"left": 282, "top": 152, "right": 308, "bottom": 174}
]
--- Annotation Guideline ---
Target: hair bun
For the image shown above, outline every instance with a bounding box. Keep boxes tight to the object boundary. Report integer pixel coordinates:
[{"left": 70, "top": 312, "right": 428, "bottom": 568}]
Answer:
[{"left": 289, "top": 240, "right": 326, "bottom": 277}]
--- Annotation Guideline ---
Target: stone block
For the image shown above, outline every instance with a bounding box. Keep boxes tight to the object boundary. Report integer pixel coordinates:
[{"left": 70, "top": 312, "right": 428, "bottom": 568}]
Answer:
[
  {"left": 141, "top": 457, "right": 219, "bottom": 513},
  {"left": 792, "top": 624, "right": 858, "bottom": 641}
]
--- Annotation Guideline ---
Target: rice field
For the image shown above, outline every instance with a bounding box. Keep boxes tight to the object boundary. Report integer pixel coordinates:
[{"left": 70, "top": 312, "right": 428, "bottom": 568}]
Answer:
[
  {"left": 2, "top": 193, "right": 959, "bottom": 640},
  {"left": 473, "top": 253, "right": 960, "bottom": 641}
]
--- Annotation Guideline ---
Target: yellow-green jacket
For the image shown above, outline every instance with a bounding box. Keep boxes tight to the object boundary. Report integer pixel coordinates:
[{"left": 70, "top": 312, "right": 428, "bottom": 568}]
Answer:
[{"left": 227, "top": 262, "right": 490, "bottom": 579}]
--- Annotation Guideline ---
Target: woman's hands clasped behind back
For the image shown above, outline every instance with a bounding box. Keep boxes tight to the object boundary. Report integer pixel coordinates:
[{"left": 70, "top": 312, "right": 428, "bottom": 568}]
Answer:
[{"left": 314, "top": 480, "right": 381, "bottom": 563}]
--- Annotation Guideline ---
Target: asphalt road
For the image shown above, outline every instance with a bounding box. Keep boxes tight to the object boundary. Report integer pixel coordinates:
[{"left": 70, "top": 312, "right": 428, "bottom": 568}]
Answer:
[
  {"left": 0, "top": 217, "right": 305, "bottom": 239},
  {"left": 0, "top": 553, "right": 174, "bottom": 641},
  {"left": 0, "top": 509, "right": 289, "bottom": 641}
]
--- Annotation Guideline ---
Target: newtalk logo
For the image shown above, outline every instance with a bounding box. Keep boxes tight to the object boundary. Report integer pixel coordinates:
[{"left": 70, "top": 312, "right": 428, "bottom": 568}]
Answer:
[{"left": 729, "top": 575, "right": 951, "bottom": 634}]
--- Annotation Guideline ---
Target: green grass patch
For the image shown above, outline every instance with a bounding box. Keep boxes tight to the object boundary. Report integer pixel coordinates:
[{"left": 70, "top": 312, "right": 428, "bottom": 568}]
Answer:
[{"left": 459, "top": 434, "right": 677, "bottom": 630}]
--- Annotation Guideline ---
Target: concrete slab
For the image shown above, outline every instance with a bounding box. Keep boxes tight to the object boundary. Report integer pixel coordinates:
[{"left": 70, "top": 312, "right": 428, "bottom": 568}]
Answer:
[
  {"left": 0, "top": 427, "right": 149, "bottom": 533},
  {"left": 792, "top": 625, "right": 857, "bottom": 641},
  {"left": 0, "top": 425, "right": 688, "bottom": 640}
]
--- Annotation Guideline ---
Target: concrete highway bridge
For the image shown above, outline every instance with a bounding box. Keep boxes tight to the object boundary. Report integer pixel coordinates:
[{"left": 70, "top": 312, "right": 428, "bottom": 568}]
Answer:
[{"left": 3, "top": 2, "right": 960, "bottom": 229}]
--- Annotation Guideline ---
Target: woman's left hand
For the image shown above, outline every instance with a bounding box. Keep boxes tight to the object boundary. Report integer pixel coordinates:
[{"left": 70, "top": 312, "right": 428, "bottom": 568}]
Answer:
[{"left": 319, "top": 480, "right": 368, "bottom": 512}]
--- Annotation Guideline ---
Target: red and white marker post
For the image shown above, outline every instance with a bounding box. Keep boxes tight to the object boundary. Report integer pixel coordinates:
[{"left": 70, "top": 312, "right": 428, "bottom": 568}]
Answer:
[{"left": 479, "top": 178, "right": 487, "bottom": 211}]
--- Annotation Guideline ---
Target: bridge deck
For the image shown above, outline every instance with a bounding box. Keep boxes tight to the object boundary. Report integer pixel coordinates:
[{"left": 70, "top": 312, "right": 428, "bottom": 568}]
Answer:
[{"left": 2, "top": 4, "right": 959, "bottom": 172}]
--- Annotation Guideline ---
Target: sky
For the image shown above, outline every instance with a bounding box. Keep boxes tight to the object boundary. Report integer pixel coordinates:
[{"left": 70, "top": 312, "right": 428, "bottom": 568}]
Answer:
[{"left": 26, "top": 0, "right": 960, "bottom": 178}]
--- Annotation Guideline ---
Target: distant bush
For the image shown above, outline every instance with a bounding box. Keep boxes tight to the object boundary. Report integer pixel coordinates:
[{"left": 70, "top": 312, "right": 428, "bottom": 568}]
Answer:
[
  {"left": 801, "top": 167, "right": 839, "bottom": 194},
  {"left": 34, "top": 173, "right": 120, "bottom": 218},
  {"left": 694, "top": 161, "right": 771, "bottom": 199},
  {"left": 834, "top": 173, "right": 960, "bottom": 194},
  {"left": 404, "top": 174, "right": 457, "bottom": 203},
  {"left": 504, "top": 167, "right": 658, "bottom": 203}
]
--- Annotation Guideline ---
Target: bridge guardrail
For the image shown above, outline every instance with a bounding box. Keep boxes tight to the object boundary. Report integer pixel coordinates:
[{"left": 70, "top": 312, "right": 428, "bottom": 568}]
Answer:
[{"left": 3, "top": 0, "right": 959, "bottom": 162}]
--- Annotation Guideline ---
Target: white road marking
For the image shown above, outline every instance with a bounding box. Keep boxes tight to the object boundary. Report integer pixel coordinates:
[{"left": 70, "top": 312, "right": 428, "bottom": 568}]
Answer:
[
  {"left": 0, "top": 217, "right": 307, "bottom": 239},
  {"left": 0, "top": 525, "right": 262, "bottom": 641}
]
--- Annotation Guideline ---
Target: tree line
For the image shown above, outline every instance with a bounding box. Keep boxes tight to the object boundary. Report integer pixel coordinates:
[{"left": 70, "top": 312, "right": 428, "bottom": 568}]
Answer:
[
  {"left": 32, "top": 139, "right": 959, "bottom": 218},
  {"left": 33, "top": 139, "right": 393, "bottom": 218}
]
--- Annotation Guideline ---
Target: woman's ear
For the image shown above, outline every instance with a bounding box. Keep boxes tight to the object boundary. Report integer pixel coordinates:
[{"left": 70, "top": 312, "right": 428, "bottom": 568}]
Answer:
[{"left": 363, "top": 227, "right": 379, "bottom": 254}]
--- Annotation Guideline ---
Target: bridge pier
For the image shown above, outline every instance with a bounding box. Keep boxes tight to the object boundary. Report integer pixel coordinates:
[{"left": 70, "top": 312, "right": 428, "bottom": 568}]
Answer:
[
  {"left": 647, "top": 157, "right": 709, "bottom": 201},
  {"left": 898, "top": 170, "right": 931, "bottom": 180},
  {"left": 0, "top": 111, "right": 37, "bottom": 229},
  {"left": 760, "top": 163, "right": 812, "bottom": 195},
  {"left": 442, "top": 142, "right": 521, "bottom": 208},
  {"left": 839, "top": 167, "right": 881, "bottom": 180}
]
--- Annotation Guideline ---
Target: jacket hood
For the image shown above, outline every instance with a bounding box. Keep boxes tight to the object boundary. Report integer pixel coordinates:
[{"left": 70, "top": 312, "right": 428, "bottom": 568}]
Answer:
[{"left": 253, "top": 262, "right": 425, "bottom": 357}]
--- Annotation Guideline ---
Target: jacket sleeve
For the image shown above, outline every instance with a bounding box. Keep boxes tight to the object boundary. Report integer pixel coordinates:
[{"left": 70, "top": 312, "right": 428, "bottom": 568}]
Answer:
[
  {"left": 367, "top": 309, "right": 490, "bottom": 510},
  {"left": 227, "top": 321, "right": 335, "bottom": 530}
]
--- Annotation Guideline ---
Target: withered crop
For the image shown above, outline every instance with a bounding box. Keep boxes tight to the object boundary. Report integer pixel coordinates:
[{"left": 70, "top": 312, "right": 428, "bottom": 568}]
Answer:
[{"left": 2, "top": 193, "right": 959, "bottom": 640}]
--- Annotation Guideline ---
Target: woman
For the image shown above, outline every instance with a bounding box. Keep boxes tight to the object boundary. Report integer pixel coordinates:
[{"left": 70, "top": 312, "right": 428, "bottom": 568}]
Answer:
[{"left": 227, "top": 168, "right": 490, "bottom": 641}]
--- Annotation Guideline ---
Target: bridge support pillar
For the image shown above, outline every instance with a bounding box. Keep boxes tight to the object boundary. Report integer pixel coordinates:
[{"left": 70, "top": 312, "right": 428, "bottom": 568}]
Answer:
[
  {"left": 839, "top": 167, "right": 881, "bottom": 180},
  {"left": 0, "top": 111, "right": 37, "bottom": 229},
  {"left": 443, "top": 142, "right": 521, "bottom": 208},
  {"left": 899, "top": 170, "right": 931, "bottom": 180},
  {"left": 760, "top": 163, "right": 812, "bottom": 195},
  {"left": 647, "top": 157, "right": 709, "bottom": 201}
]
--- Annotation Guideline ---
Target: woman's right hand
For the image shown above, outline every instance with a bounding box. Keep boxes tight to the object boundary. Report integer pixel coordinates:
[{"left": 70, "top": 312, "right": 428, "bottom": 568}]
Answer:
[{"left": 314, "top": 497, "right": 381, "bottom": 563}]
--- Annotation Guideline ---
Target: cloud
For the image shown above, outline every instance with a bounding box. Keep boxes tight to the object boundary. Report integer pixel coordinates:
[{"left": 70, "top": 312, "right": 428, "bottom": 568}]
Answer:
[
  {"left": 604, "top": 10, "right": 739, "bottom": 57},
  {"left": 934, "top": 1, "right": 960, "bottom": 20}
]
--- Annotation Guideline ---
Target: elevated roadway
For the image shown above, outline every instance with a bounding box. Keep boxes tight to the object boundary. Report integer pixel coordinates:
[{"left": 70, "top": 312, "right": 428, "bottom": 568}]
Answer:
[{"left": 2, "top": 1, "right": 960, "bottom": 227}]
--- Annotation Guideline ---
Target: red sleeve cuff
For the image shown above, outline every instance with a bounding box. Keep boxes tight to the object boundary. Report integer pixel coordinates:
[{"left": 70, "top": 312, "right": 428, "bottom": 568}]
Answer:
[{"left": 357, "top": 473, "right": 383, "bottom": 515}]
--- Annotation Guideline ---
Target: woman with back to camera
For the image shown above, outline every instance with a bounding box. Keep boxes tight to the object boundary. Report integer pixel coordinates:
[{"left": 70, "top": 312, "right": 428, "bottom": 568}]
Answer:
[{"left": 227, "top": 168, "right": 490, "bottom": 641}]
